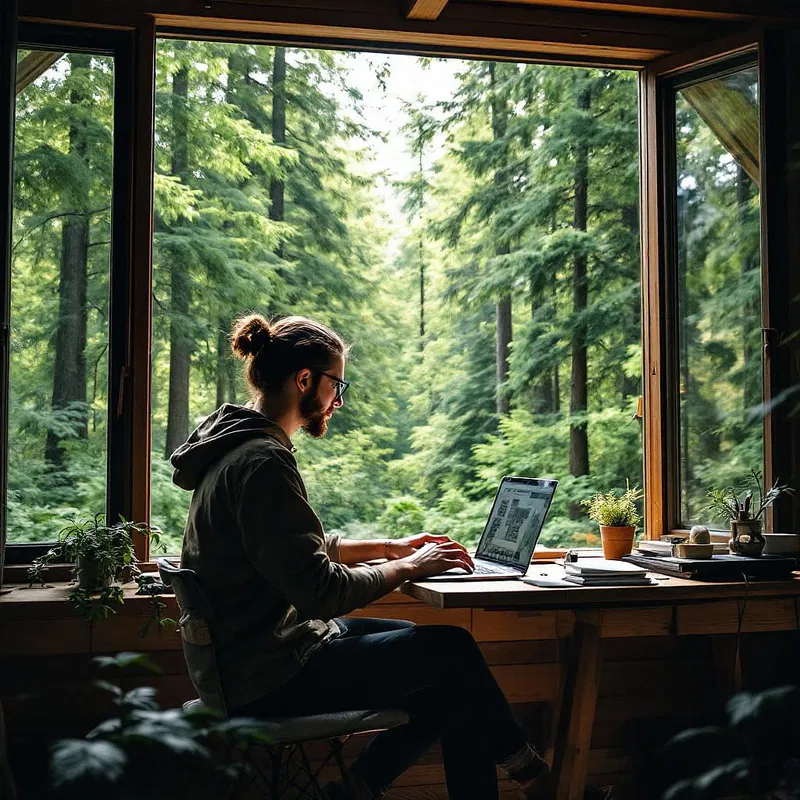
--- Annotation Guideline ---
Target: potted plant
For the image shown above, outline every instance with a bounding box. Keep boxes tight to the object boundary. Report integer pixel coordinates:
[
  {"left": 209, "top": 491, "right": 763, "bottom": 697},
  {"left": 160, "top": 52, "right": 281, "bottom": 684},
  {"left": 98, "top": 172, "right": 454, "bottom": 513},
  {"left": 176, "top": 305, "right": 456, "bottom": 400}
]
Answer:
[
  {"left": 706, "top": 470, "right": 795, "bottom": 557},
  {"left": 582, "top": 484, "right": 643, "bottom": 560},
  {"left": 28, "top": 515, "right": 165, "bottom": 623}
]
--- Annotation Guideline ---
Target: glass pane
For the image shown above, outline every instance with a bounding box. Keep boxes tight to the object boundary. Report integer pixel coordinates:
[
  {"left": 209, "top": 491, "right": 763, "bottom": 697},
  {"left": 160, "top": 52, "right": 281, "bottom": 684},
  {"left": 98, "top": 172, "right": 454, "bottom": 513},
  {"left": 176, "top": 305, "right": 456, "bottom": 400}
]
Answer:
[
  {"left": 151, "top": 42, "right": 642, "bottom": 553},
  {"left": 676, "top": 65, "right": 763, "bottom": 526},
  {"left": 8, "top": 50, "right": 114, "bottom": 542}
]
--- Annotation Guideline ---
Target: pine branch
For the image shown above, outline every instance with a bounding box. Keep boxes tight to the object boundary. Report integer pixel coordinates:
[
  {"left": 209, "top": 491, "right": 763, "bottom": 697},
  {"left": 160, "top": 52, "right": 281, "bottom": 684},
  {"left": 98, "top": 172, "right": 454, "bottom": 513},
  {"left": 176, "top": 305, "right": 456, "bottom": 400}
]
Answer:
[{"left": 12, "top": 206, "right": 111, "bottom": 254}]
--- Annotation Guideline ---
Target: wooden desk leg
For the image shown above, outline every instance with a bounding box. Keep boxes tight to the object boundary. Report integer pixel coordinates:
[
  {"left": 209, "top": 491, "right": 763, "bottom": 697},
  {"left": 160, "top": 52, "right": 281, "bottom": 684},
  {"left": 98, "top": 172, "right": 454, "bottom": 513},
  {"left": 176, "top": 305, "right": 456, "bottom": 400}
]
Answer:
[
  {"left": 711, "top": 634, "right": 743, "bottom": 698},
  {"left": 550, "top": 611, "right": 603, "bottom": 800}
]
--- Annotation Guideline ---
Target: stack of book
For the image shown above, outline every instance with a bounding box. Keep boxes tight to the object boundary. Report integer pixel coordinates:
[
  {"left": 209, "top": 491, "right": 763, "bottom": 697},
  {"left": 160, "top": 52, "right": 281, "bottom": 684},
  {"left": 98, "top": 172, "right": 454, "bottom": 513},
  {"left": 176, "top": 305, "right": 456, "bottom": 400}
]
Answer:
[
  {"left": 635, "top": 539, "right": 728, "bottom": 556},
  {"left": 563, "top": 558, "right": 656, "bottom": 586}
]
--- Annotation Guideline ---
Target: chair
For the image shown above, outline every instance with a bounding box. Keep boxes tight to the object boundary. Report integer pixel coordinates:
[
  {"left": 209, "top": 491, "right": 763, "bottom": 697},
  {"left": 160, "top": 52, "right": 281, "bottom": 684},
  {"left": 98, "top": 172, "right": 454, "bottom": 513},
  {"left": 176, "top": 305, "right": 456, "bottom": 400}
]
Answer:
[{"left": 157, "top": 558, "right": 408, "bottom": 799}]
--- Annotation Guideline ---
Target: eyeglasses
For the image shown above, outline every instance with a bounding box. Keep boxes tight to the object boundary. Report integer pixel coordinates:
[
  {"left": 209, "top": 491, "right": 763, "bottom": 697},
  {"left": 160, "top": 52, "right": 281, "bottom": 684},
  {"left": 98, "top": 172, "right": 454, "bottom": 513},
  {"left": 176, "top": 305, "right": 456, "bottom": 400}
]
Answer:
[{"left": 318, "top": 370, "right": 350, "bottom": 401}]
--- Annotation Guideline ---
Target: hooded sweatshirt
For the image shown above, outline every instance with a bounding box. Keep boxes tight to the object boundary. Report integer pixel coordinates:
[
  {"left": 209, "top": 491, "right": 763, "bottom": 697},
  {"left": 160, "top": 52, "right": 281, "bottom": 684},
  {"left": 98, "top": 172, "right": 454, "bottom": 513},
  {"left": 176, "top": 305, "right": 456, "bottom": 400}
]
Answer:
[{"left": 172, "top": 404, "right": 387, "bottom": 710}]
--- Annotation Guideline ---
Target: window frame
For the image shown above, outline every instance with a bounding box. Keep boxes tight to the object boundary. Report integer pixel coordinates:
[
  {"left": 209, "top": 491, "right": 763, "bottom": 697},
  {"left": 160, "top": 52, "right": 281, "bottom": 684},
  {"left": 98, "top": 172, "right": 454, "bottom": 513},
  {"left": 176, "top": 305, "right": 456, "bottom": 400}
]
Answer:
[
  {"left": 2, "top": 23, "right": 139, "bottom": 564},
  {"left": 1, "top": 5, "right": 797, "bottom": 573},
  {"left": 668, "top": 53, "right": 763, "bottom": 533},
  {"left": 641, "top": 31, "right": 799, "bottom": 538}
]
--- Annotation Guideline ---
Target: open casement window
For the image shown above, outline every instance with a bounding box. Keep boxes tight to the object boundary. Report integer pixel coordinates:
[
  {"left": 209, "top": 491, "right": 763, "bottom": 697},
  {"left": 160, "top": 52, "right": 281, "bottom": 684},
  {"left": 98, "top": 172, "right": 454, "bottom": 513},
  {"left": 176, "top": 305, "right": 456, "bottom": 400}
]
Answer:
[
  {"left": 0, "top": 23, "right": 139, "bottom": 565},
  {"left": 640, "top": 32, "right": 796, "bottom": 539}
]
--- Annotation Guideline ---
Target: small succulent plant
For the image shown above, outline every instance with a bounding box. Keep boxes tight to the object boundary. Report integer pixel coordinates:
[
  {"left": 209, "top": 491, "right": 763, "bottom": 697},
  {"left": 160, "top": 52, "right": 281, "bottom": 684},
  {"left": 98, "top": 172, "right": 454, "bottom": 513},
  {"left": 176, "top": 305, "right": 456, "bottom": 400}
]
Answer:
[{"left": 706, "top": 470, "right": 794, "bottom": 523}]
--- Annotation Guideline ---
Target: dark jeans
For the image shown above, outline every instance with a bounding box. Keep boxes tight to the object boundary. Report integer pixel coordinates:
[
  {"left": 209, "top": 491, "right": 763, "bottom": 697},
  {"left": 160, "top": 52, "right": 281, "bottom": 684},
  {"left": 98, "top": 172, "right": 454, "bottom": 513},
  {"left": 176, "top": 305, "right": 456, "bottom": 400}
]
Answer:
[{"left": 232, "top": 618, "right": 530, "bottom": 799}]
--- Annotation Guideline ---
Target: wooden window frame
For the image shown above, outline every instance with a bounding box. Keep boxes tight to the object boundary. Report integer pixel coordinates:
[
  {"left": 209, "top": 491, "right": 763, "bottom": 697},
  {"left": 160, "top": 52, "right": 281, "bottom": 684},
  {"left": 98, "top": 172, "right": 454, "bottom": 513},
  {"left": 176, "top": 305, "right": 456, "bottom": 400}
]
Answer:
[
  {"left": 642, "top": 30, "right": 800, "bottom": 539},
  {"left": 2, "top": 2, "right": 798, "bottom": 573},
  {"left": 2, "top": 22, "right": 149, "bottom": 565}
]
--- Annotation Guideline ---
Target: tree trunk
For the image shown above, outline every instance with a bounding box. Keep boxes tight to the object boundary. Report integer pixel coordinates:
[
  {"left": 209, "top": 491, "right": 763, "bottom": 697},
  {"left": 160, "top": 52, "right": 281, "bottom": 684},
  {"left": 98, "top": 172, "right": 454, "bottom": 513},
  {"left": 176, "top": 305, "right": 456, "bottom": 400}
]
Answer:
[
  {"left": 164, "top": 63, "right": 191, "bottom": 459},
  {"left": 490, "top": 63, "right": 512, "bottom": 415},
  {"left": 419, "top": 245, "right": 425, "bottom": 344},
  {"left": 569, "top": 82, "right": 591, "bottom": 515},
  {"left": 530, "top": 288, "right": 554, "bottom": 414},
  {"left": 270, "top": 47, "right": 286, "bottom": 259},
  {"left": 553, "top": 361, "right": 561, "bottom": 414},
  {"left": 46, "top": 54, "right": 91, "bottom": 466},
  {"left": 418, "top": 141, "right": 426, "bottom": 346},
  {"left": 622, "top": 203, "right": 642, "bottom": 399},
  {"left": 496, "top": 292, "right": 512, "bottom": 415}
]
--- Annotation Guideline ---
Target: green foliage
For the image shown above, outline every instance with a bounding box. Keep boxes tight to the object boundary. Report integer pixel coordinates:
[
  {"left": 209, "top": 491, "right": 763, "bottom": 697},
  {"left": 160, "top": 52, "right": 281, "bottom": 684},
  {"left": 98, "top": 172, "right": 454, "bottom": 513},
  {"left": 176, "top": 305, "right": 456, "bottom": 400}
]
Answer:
[
  {"left": 582, "top": 484, "right": 643, "bottom": 528},
  {"left": 662, "top": 686, "right": 800, "bottom": 800},
  {"left": 9, "top": 48, "right": 765, "bottom": 554},
  {"left": 379, "top": 497, "right": 427, "bottom": 538},
  {"left": 48, "top": 653, "right": 277, "bottom": 799}
]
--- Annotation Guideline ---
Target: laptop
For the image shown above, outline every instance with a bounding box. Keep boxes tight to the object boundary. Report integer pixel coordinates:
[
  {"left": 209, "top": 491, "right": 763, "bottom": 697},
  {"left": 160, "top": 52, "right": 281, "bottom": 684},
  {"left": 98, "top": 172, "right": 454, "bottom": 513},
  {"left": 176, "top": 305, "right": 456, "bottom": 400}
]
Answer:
[{"left": 420, "top": 476, "right": 558, "bottom": 581}]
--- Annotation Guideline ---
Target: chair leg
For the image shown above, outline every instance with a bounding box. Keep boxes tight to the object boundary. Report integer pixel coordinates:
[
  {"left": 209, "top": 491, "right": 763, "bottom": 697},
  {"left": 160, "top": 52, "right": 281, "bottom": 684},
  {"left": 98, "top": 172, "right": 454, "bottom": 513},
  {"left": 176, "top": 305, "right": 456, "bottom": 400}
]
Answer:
[
  {"left": 299, "top": 742, "right": 328, "bottom": 799},
  {"left": 272, "top": 745, "right": 285, "bottom": 797},
  {"left": 329, "top": 737, "right": 359, "bottom": 798}
]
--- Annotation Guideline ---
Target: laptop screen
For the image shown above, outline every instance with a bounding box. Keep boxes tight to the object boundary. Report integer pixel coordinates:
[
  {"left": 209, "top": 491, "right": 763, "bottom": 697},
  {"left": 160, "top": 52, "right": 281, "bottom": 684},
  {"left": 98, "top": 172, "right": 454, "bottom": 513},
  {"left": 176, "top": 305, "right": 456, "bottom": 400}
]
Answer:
[{"left": 475, "top": 477, "right": 558, "bottom": 570}]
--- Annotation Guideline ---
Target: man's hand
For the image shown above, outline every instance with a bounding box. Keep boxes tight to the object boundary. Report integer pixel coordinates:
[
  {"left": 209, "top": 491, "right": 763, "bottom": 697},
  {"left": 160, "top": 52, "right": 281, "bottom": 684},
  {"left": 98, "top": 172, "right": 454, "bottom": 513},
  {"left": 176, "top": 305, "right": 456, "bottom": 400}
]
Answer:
[
  {"left": 383, "top": 532, "right": 462, "bottom": 560},
  {"left": 404, "top": 540, "right": 475, "bottom": 579}
]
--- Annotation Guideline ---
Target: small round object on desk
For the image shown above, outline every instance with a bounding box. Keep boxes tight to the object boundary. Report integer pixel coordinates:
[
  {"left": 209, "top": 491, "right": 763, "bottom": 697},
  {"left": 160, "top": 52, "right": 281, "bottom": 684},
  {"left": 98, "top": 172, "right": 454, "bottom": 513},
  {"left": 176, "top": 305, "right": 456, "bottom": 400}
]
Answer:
[{"left": 689, "top": 525, "right": 711, "bottom": 544}]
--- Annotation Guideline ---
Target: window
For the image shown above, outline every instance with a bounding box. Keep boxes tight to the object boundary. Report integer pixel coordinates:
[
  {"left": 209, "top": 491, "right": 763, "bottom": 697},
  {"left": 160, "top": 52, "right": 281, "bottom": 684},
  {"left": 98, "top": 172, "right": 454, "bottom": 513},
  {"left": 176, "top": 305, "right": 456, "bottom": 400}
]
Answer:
[
  {"left": 150, "top": 41, "right": 642, "bottom": 552},
  {"left": 7, "top": 47, "right": 115, "bottom": 543},
  {"left": 674, "top": 64, "right": 763, "bottom": 526}
]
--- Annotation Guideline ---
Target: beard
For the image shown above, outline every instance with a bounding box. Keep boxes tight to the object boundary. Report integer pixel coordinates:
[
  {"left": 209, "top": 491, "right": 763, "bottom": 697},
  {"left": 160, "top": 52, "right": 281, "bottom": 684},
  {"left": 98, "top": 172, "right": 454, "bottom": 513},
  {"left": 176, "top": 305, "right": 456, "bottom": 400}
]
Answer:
[{"left": 299, "top": 377, "right": 331, "bottom": 438}]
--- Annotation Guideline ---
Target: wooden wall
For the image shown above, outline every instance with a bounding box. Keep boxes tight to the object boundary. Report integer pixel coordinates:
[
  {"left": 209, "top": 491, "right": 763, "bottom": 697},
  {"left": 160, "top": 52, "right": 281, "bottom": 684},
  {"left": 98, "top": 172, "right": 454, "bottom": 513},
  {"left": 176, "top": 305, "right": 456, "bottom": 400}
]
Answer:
[{"left": 2, "top": 585, "right": 798, "bottom": 798}]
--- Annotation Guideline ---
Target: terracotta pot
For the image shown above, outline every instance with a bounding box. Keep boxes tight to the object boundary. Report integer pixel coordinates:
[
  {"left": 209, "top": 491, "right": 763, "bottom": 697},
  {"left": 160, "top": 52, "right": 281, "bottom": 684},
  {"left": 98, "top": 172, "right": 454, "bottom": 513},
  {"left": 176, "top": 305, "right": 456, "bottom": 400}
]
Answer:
[{"left": 599, "top": 525, "right": 636, "bottom": 560}]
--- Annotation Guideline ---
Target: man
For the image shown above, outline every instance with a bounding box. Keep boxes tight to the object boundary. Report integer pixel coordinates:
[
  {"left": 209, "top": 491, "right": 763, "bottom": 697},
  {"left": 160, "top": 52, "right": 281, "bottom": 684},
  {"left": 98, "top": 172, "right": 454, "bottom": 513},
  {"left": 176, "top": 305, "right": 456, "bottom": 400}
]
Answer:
[{"left": 172, "top": 313, "right": 550, "bottom": 799}]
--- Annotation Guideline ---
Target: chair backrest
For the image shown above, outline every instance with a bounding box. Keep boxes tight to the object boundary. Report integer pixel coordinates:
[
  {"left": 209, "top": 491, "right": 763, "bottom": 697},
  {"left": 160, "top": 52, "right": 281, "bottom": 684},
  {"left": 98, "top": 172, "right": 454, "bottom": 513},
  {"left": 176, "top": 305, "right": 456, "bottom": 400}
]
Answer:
[{"left": 157, "top": 558, "right": 228, "bottom": 715}]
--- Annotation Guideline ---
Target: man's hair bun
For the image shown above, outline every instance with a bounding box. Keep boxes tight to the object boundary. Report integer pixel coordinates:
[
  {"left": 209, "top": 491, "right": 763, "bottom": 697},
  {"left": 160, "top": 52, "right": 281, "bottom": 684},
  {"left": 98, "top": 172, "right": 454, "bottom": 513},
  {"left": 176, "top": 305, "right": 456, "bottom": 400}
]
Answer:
[{"left": 231, "top": 314, "right": 272, "bottom": 359}]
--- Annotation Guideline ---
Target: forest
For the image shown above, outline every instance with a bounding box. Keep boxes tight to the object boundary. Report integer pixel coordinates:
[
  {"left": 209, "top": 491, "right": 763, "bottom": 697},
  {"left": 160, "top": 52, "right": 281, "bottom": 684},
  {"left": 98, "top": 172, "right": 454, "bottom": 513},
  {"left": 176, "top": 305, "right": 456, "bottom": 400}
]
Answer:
[{"left": 7, "top": 43, "right": 762, "bottom": 551}]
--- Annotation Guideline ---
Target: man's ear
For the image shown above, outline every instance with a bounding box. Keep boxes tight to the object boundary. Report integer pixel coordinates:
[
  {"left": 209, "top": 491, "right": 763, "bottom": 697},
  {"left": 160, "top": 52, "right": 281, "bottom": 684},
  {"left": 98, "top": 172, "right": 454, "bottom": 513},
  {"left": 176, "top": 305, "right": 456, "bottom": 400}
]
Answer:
[{"left": 296, "top": 368, "right": 312, "bottom": 392}]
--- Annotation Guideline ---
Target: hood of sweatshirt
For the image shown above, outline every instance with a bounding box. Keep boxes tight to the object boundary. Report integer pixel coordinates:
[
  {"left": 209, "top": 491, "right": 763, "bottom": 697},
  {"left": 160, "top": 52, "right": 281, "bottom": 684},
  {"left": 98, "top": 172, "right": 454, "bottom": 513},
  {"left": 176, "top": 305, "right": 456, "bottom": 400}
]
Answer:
[{"left": 170, "top": 403, "right": 293, "bottom": 491}]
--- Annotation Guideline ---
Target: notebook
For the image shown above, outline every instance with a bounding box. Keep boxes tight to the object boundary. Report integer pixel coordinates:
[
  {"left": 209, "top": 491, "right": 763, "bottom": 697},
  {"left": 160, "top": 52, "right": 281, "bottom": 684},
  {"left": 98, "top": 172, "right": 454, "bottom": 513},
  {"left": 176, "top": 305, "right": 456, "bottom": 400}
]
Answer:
[
  {"left": 521, "top": 560, "right": 658, "bottom": 588},
  {"left": 563, "top": 558, "right": 656, "bottom": 586}
]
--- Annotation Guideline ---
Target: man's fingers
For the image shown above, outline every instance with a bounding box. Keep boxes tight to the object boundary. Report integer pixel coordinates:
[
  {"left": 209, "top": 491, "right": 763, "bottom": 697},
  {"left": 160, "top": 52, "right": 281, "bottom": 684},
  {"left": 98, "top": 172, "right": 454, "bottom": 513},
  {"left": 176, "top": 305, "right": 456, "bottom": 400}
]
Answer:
[
  {"left": 433, "top": 542, "right": 474, "bottom": 563},
  {"left": 440, "top": 558, "right": 474, "bottom": 573},
  {"left": 419, "top": 533, "right": 450, "bottom": 544}
]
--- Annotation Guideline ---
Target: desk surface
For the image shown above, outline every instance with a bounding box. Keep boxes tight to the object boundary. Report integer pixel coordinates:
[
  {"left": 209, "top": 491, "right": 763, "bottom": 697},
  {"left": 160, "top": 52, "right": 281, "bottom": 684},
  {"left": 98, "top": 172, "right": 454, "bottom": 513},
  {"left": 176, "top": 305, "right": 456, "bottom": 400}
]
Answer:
[{"left": 402, "top": 564, "right": 800, "bottom": 608}]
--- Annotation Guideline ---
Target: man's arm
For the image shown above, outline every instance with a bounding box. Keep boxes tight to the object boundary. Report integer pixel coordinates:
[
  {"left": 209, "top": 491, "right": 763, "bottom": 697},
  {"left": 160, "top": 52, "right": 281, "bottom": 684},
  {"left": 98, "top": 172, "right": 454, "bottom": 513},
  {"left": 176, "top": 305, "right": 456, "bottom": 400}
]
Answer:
[
  {"left": 337, "top": 539, "right": 389, "bottom": 565},
  {"left": 338, "top": 533, "right": 471, "bottom": 566}
]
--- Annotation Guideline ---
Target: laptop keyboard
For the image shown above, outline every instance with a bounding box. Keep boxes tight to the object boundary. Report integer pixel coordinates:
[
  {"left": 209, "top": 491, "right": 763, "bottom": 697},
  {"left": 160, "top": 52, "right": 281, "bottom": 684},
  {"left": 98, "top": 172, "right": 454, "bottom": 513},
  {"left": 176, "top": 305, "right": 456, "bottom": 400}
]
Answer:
[{"left": 445, "top": 562, "right": 515, "bottom": 576}]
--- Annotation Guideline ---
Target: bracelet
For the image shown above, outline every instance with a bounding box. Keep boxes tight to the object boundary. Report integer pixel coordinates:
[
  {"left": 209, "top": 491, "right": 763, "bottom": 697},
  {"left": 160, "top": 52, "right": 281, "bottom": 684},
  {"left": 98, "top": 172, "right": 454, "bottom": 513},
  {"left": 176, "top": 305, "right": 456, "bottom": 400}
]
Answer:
[{"left": 383, "top": 540, "right": 391, "bottom": 560}]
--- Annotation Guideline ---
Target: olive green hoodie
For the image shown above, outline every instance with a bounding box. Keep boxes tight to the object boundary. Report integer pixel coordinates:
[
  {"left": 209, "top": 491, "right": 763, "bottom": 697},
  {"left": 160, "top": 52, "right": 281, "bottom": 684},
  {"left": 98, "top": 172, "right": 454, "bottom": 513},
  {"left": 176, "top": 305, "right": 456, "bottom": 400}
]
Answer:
[{"left": 172, "top": 404, "right": 387, "bottom": 710}]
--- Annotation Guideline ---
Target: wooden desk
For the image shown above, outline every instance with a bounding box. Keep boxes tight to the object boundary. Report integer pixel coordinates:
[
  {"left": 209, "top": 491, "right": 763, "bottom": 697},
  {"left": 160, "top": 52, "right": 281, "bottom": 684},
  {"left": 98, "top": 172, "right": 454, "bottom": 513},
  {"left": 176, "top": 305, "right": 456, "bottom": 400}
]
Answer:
[{"left": 402, "top": 569, "right": 800, "bottom": 800}]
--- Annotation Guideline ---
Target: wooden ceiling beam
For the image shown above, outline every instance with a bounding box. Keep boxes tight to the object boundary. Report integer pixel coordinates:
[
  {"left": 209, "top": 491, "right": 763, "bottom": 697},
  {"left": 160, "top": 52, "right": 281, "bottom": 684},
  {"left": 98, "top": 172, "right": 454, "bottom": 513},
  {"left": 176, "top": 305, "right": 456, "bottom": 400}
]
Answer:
[
  {"left": 476, "top": 0, "right": 798, "bottom": 23},
  {"left": 15, "top": 50, "right": 62, "bottom": 94},
  {"left": 18, "top": 0, "right": 750, "bottom": 66},
  {"left": 406, "top": 0, "right": 450, "bottom": 21}
]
